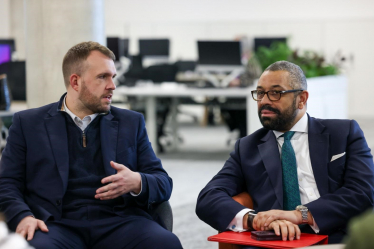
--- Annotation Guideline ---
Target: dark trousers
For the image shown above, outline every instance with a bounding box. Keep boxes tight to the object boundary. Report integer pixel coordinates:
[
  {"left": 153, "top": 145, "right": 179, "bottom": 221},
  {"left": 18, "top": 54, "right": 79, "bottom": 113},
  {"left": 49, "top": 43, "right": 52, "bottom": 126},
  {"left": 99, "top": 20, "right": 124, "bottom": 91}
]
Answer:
[{"left": 28, "top": 205, "right": 182, "bottom": 249}]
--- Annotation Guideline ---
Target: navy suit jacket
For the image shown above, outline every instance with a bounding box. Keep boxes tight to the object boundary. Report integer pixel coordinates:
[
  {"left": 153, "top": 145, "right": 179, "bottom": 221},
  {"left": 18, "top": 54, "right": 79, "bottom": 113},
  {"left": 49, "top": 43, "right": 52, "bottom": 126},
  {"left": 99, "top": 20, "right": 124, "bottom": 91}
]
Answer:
[
  {"left": 0, "top": 95, "right": 172, "bottom": 230},
  {"left": 196, "top": 115, "right": 374, "bottom": 241}
]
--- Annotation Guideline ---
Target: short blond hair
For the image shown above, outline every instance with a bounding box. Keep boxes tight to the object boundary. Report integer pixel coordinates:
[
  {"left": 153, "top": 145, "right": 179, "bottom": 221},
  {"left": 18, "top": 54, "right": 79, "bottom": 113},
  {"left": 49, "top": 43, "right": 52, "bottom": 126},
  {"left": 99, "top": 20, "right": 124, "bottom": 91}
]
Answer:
[{"left": 62, "top": 41, "right": 115, "bottom": 87}]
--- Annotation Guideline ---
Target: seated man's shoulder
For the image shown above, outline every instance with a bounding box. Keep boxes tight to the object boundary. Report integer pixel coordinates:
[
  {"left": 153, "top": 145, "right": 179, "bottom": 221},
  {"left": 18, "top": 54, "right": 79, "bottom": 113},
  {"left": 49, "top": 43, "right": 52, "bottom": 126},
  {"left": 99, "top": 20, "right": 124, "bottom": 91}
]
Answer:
[
  {"left": 239, "top": 128, "right": 270, "bottom": 146},
  {"left": 16, "top": 102, "right": 56, "bottom": 119},
  {"left": 110, "top": 106, "right": 143, "bottom": 120},
  {"left": 313, "top": 117, "right": 358, "bottom": 131}
]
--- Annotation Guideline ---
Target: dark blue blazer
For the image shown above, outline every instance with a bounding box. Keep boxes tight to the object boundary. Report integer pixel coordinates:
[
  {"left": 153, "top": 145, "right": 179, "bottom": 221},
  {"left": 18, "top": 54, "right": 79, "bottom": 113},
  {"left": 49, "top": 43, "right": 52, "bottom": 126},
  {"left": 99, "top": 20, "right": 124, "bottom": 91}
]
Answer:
[
  {"left": 0, "top": 95, "right": 172, "bottom": 230},
  {"left": 196, "top": 115, "right": 374, "bottom": 241}
]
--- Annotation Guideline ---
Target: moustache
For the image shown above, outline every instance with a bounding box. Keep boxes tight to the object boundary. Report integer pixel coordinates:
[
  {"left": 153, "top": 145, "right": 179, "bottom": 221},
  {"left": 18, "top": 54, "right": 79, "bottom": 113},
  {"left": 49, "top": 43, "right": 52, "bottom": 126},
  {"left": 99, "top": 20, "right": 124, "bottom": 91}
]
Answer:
[{"left": 259, "top": 105, "right": 281, "bottom": 115}]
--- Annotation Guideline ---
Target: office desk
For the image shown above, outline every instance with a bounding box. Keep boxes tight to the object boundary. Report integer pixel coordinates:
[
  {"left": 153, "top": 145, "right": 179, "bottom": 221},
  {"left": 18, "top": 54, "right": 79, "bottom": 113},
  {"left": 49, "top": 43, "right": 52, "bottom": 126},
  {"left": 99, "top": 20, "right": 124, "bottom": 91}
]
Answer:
[{"left": 115, "top": 84, "right": 261, "bottom": 152}]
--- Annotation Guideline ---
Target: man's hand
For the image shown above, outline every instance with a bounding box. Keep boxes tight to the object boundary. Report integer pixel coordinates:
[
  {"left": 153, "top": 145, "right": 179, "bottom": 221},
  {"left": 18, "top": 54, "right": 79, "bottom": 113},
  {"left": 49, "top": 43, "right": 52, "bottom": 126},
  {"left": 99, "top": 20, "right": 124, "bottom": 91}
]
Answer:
[
  {"left": 95, "top": 161, "right": 141, "bottom": 200},
  {"left": 267, "top": 220, "right": 301, "bottom": 241},
  {"left": 253, "top": 209, "right": 309, "bottom": 231},
  {"left": 16, "top": 216, "right": 48, "bottom": 241}
]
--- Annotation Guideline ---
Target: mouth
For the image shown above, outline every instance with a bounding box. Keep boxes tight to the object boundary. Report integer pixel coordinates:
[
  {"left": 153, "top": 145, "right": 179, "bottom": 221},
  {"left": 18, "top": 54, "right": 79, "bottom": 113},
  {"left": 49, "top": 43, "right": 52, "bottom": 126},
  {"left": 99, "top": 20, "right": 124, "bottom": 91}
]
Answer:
[
  {"left": 103, "top": 94, "right": 112, "bottom": 103},
  {"left": 261, "top": 110, "right": 277, "bottom": 117},
  {"left": 259, "top": 105, "right": 280, "bottom": 118}
]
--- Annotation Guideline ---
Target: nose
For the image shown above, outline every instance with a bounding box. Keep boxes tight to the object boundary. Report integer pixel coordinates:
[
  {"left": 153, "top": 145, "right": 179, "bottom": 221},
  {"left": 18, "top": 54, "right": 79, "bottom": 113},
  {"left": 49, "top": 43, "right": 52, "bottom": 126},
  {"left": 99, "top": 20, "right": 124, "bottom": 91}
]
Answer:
[
  {"left": 107, "top": 77, "right": 116, "bottom": 90},
  {"left": 259, "top": 93, "right": 272, "bottom": 105}
]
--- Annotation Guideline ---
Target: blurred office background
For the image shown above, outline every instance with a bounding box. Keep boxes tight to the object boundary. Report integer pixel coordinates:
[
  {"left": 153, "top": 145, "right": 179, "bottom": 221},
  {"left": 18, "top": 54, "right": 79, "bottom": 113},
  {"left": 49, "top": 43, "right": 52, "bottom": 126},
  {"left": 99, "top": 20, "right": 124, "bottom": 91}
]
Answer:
[{"left": 1, "top": 1, "right": 374, "bottom": 248}]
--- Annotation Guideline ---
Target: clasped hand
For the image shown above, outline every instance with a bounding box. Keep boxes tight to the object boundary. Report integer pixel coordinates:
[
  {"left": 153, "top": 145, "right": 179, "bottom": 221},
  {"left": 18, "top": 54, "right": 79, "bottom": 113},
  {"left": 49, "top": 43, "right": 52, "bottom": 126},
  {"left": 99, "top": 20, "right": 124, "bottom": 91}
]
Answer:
[
  {"left": 253, "top": 210, "right": 302, "bottom": 241},
  {"left": 95, "top": 161, "right": 141, "bottom": 200}
]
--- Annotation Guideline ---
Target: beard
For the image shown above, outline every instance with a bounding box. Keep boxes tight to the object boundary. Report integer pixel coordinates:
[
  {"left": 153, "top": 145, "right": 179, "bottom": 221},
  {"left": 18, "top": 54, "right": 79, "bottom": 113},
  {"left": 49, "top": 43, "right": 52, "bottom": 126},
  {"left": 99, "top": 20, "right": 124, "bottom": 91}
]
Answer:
[
  {"left": 258, "top": 97, "right": 298, "bottom": 131},
  {"left": 79, "top": 81, "right": 111, "bottom": 114}
]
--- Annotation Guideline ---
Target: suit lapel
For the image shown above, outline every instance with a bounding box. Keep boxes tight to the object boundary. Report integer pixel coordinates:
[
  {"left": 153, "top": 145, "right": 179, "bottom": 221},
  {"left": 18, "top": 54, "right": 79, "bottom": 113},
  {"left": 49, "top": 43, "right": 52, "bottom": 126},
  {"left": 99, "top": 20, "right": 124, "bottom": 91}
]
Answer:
[
  {"left": 100, "top": 112, "right": 118, "bottom": 176},
  {"left": 258, "top": 131, "right": 283, "bottom": 207},
  {"left": 45, "top": 104, "right": 69, "bottom": 192},
  {"left": 308, "top": 116, "right": 329, "bottom": 196}
]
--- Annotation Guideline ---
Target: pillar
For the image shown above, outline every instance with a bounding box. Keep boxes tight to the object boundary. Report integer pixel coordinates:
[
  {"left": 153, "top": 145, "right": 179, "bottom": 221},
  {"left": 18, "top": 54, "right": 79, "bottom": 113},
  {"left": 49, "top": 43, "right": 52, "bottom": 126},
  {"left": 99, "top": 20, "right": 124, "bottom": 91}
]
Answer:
[{"left": 25, "top": 0, "right": 105, "bottom": 108}]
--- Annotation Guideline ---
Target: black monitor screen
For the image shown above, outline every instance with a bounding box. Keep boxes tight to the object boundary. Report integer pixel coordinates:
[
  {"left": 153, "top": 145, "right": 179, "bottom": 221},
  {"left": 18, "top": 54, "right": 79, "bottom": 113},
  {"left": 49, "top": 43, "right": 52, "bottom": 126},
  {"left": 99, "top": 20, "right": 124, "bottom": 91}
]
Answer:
[
  {"left": 254, "top": 38, "right": 287, "bottom": 52},
  {"left": 139, "top": 39, "right": 169, "bottom": 56},
  {"left": 106, "top": 37, "right": 129, "bottom": 61},
  {"left": 0, "top": 44, "right": 12, "bottom": 65},
  {"left": 197, "top": 41, "right": 242, "bottom": 66}
]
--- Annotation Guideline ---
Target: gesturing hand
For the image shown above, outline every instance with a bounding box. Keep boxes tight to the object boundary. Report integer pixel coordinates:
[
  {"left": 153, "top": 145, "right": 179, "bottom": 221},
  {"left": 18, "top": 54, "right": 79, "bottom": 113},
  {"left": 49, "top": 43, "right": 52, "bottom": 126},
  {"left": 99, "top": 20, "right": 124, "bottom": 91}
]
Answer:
[
  {"left": 16, "top": 216, "right": 49, "bottom": 241},
  {"left": 95, "top": 161, "right": 141, "bottom": 200}
]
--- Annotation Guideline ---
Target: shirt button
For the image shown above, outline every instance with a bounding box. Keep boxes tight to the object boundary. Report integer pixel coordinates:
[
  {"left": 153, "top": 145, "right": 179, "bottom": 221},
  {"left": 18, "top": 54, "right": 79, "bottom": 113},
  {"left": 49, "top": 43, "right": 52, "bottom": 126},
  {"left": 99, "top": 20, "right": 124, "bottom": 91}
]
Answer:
[{"left": 56, "top": 200, "right": 61, "bottom": 206}]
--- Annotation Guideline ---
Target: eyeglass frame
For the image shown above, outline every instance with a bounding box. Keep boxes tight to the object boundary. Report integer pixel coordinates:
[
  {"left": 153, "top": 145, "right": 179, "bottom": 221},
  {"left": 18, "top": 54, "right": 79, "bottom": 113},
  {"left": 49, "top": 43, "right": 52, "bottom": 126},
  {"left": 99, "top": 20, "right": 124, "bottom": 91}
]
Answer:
[{"left": 251, "top": 89, "right": 304, "bottom": 101}]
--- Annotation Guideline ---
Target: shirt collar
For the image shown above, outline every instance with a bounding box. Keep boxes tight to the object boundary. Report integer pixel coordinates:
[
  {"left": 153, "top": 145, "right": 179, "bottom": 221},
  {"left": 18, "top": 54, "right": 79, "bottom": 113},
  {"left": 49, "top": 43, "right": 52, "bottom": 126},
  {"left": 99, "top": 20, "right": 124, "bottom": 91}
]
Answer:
[
  {"left": 273, "top": 112, "right": 308, "bottom": 139},
  {"left": 62, "top": 96, "right": 99, "bottom": 122}
]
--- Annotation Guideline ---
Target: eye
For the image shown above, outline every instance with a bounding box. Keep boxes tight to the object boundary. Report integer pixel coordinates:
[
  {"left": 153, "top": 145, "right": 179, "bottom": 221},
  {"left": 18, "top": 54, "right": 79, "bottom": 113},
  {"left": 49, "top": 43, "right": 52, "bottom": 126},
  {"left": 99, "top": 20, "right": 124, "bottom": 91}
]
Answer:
[
  {"left": 257, "top": 91, "right": 265, "bottom": 96},
  {"left": 268, "top": 90, "right": 280, "bottom": 96}
]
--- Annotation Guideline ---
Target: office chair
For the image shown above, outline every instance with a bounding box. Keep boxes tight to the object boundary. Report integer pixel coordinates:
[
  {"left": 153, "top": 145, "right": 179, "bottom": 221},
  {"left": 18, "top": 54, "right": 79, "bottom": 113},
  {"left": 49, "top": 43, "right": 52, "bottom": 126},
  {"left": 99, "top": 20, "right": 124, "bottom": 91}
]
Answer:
[{"left": 151, "top": 201, "right": 173, "bottom": 232}]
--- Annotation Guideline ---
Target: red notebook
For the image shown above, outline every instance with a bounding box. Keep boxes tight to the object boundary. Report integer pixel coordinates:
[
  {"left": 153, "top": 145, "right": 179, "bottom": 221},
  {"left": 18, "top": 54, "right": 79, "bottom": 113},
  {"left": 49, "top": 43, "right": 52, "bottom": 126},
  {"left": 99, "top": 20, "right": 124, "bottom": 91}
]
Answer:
[{"left": 208, "top": 231, "right": 328, "bottom": 248}]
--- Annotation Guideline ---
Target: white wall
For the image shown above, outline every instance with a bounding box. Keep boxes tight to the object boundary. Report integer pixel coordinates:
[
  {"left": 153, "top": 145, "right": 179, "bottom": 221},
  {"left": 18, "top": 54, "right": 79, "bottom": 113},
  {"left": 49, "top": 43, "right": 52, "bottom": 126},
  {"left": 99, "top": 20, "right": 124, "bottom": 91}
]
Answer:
[
  {"left": 105, "top": 0, "right": 374, "bottom": 119},
  {"left": 0, "top": 0, "right": 10, "bottom": 37}
]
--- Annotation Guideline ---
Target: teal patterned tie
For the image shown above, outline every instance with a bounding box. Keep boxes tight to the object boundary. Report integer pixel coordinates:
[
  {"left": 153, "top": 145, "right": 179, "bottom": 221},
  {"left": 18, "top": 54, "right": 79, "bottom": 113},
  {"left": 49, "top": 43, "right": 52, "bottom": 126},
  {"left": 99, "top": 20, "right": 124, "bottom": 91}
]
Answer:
[{"left": 281, "top": 131, "right": 301, "bottom": 210}]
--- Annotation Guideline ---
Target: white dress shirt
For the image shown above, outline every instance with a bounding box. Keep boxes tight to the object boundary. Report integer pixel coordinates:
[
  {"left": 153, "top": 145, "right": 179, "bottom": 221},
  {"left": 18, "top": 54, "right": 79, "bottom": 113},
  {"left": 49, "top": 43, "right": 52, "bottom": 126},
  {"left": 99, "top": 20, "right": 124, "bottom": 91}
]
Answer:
[
  {"left": 62, "top": 97, "right": 98, "bottom": 131},
  {"left": 228, "top": 113, "right": 320, "bottom": 232}
]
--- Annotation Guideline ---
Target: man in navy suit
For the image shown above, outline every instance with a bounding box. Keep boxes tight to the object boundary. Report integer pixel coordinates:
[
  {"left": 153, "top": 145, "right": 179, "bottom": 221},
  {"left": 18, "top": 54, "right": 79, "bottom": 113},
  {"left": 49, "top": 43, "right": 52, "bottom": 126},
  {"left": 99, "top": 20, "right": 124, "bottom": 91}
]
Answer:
[
  {"left": 0, "top": 41, "right": 182, "bottom": 249},
  {"left": 196, "top": 61, "right": 374, "bottom": 244}
]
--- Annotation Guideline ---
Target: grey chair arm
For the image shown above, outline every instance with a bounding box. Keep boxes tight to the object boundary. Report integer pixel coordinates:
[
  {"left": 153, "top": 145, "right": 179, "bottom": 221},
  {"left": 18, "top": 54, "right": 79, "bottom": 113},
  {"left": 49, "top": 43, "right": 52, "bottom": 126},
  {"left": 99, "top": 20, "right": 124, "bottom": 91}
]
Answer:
[{"left": 151, "top": 201, "right": 173, "bottom": 232}]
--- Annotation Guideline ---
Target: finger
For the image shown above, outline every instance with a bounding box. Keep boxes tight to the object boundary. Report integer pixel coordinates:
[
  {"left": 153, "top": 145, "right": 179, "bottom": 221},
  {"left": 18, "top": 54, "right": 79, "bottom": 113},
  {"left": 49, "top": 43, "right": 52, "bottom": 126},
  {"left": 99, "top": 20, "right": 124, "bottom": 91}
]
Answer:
[
  {"left": 279, "top": 222, "right": 288, "bottom": 241},
  {"left": 263, "top": 214, "right": 278, "bottom": 228},
  {"left": 295, "top": 224, "right": 301, "bottom": 240},
  {"left": 101, "top": 175, "right": 118, "bottom": 184},
  {"left": 38, "top": 220, "right": 49, "bottom": 232},
  {"left": 270, "top": 221, "right": 281, "bottom": 236},
  {"left": 110, "top": 161, "right": 125, "bottom": 171},
  {"left": 27, "top": 226, "right": 35, "bottom": 241},
  {"left": 96, "top": 187, "right": 123, "bottom": 199},
  {"left": 18, "top": 229, "right": 26, "bottom": 239},
  {"left": 97, "top": 182, "right": 118, "bottom": 194},
  {"left": 287, "top": 223, "right": 295, "bottom": 241}
]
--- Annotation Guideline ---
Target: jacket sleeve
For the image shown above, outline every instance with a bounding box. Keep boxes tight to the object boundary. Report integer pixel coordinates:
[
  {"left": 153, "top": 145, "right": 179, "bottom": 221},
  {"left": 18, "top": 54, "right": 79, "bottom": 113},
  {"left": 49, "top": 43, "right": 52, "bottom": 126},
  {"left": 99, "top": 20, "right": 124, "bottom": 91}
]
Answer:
[
  {"left": 306, "top": 120, "right": 374, "bottom": 234},
  {"left": 196, "top": 139, "right": 249, "bottom": 231},
  {"left": 0, "top": 113, "right": 34, "bottom": 230},
  {"left": 131, "top": 114, "right": 172, "bottom": 210}
]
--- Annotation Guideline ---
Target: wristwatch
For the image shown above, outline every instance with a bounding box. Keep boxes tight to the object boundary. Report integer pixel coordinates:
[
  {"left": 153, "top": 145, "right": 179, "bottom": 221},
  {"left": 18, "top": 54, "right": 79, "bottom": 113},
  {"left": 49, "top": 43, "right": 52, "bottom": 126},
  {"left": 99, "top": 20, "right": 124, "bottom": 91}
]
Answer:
[
  {"left": 246, "top": 212, "right": 256, "bottom": 231},
  {"left": 296, "top": 205, "right": 309, "bottom": 224}
]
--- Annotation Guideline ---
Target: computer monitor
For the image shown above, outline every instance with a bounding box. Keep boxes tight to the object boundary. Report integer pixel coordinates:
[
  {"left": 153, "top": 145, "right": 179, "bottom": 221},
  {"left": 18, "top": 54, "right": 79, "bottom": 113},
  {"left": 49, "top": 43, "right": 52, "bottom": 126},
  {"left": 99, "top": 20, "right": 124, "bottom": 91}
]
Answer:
[
  {"left": 138, "top": 39, "right": 169, "bottom": 57},
  {"left": 196, "top": 41, "right": 243, "bottom": 72},
  {"left": 0, "top": 44, "right": 12, "bottom": 65},
  {"left": 0, "top": 61, "right": 26, "bottom": 100},
  {"left": 106, "top": 37, "right": 129, "bottom": 61},
  {"left": 0, "top": 39, "right": 16, "bottom": 52},
  {"left": 254, "top": 37, "right": 287, "bottom": 52}
]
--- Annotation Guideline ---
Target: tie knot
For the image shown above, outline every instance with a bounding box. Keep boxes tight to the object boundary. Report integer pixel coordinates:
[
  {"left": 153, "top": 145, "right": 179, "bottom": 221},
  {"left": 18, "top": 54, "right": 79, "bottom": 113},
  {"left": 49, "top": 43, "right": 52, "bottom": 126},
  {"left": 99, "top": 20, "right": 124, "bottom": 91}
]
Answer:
[{"left": 283, "top": 131, "right": 295, "bottom": 140}]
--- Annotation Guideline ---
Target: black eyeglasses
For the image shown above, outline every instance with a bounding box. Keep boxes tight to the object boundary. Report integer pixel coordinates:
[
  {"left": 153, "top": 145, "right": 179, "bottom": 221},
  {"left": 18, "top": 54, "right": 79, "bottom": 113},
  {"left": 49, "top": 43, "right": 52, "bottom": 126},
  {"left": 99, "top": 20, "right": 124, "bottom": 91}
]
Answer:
[{"left": 251, "top": 89, "right": 304, "bottom": 101}]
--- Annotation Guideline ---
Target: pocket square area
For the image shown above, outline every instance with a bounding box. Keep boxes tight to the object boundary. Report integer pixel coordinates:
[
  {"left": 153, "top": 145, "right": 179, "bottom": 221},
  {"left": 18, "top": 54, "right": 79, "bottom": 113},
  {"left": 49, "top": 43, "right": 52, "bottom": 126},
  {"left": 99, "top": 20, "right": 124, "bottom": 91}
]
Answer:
[{"left": 331, "top": 152, "right": 346, "bottom": 162}]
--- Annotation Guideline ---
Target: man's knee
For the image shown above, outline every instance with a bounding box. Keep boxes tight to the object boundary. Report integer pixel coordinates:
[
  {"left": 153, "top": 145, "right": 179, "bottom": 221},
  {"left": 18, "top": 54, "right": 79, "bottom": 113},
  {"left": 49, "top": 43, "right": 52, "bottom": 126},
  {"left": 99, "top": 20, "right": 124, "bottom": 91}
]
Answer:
[{"left": 139, "top": 230, "right": 182, "bottom": 249}]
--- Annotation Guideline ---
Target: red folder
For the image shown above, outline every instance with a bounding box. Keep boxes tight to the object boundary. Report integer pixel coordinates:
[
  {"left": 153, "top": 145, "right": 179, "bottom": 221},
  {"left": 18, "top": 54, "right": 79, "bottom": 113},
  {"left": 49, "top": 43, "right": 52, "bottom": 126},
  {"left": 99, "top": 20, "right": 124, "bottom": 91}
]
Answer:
[{"left": 208, "top": 231, "right": 328, "bottom": 248}]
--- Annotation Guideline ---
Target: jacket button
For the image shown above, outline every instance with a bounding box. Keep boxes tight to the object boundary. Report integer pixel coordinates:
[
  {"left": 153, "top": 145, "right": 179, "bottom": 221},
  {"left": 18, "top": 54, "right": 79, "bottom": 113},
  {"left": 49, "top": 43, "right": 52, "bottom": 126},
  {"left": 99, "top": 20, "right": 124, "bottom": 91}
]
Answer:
[{"left": 56, "top": 200, "right": 61, "bottom": 206}]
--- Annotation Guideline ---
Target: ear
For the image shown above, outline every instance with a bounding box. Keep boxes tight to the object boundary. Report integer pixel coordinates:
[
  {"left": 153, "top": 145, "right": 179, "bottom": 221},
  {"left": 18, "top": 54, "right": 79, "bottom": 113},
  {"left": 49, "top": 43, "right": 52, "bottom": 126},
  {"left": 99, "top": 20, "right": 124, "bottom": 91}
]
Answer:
[
  {"left": 69, "top": 74, "right": 80, "bottom": 91},
  {"left": 298, "top": 90, "right": 309, "bottom": 109}
]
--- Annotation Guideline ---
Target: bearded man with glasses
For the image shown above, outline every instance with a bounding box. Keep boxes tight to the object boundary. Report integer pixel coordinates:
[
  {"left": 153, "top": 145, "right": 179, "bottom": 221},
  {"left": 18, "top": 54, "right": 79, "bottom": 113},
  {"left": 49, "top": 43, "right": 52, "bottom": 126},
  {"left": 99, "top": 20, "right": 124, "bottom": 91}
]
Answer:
[{"left": 196, "top": 60, "right": 374, "bottom": 246}]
